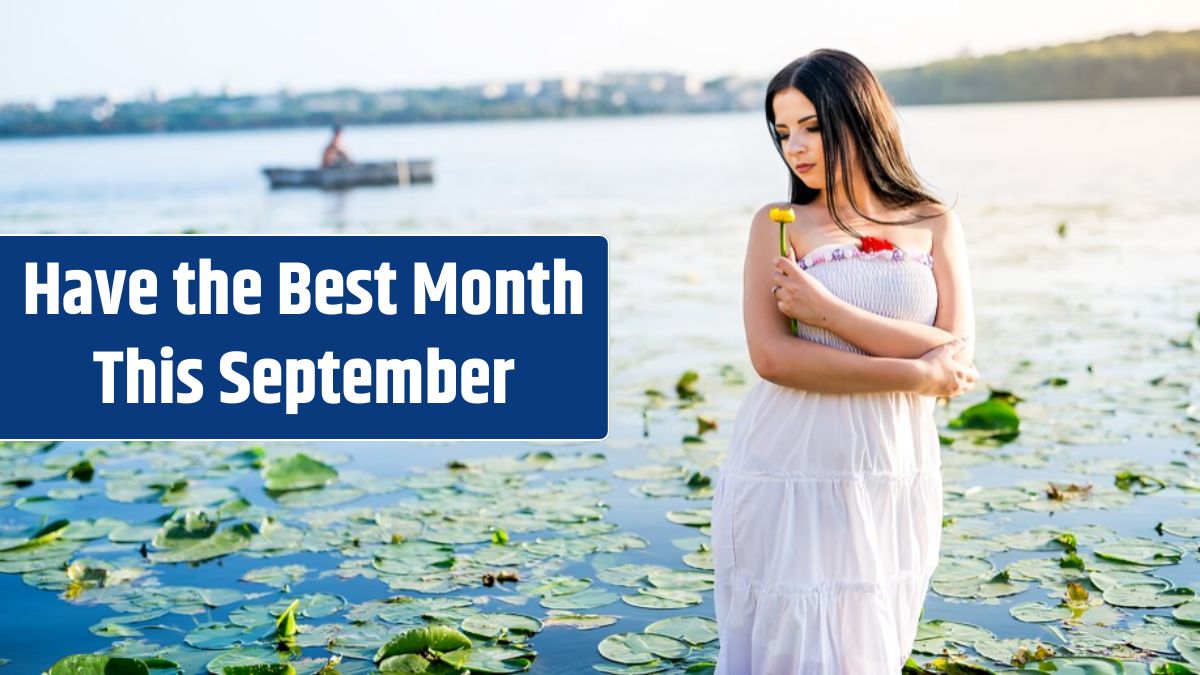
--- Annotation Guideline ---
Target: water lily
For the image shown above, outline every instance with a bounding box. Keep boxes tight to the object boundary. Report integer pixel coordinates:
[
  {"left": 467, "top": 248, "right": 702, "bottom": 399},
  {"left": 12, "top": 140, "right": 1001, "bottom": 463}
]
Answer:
[{"left": 768, "top": 207, "right": 798, "bottom": 335}]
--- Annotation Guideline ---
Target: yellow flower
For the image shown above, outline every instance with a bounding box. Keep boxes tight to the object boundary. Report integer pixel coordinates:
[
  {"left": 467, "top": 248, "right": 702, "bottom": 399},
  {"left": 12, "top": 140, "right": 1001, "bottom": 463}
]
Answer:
[
  {"left": 769, "top": 206, "right": 799, "bottom": 336},
  {"left": 769, "top": 207, "right": 796, "bottom": 223}
]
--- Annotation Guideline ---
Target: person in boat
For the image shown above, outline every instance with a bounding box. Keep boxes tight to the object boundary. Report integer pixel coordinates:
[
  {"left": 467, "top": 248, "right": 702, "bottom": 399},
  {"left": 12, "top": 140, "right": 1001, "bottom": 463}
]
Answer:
[{"left": 321, "top": 125, "right": 354, "bottom": 168}]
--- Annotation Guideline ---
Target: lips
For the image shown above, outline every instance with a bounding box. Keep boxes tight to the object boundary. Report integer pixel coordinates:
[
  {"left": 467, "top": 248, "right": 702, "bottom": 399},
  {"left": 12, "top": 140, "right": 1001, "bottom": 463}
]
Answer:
[{"left": 794, "top": 163, "right": 815, "bottom": 173}]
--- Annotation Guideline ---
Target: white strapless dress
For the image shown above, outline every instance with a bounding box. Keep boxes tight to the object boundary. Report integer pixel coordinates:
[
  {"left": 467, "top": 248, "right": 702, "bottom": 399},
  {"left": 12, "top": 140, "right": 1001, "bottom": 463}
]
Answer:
[{"left": 712, "top": 243, "right": 944, "bottom": 674}]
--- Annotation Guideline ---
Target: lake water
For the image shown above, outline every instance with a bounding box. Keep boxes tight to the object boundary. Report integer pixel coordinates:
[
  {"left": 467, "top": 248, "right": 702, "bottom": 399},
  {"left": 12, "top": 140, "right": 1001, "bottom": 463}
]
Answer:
[{"left": 2, "top": 99, "right": 1200, "bottom": 672}]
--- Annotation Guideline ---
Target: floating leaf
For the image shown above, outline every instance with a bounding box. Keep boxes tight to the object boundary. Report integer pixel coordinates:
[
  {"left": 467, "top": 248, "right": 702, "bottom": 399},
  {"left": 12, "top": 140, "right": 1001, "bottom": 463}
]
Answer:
[
  {"left": 664, "top": 509, "right": 710, "bottom": 527},
  {"left": 185, "top": 623, "right": 255, "bottom": 650},
  {"left": 541, "top": 611, "right": 618, "bottom": 630},
  {"left": 148, "top": 523, "right": 255, "bottom": 563},
  {"left": 644, "top": 616, "right": 718, "bottom": 645},
  {"left": 1159, "top": 517, "right": 1200, "bottom": 538},
  {"left": 931, "top": 569, "right": 1028, "bottom": 599},
  {"left": 598, "top": 632, "right": 690, "bottom": 665},
  {"left": 262, "top": 454, "right": 338, "bottom": 492},
  {"left": 460, "top": 612, "right": 542, "bottom": 639},
  {"left": 222, "top": 665, "right": 297, "bottom": 675},
  {"left": 376, "top": 625, "right": 473, "bottom": 659},
  {"left": 596, "top": 564, "right": 671, "bottom": 588},
  {"left": 593, "top": 663, "right": 670, "bottom": 674},
  {"left": 1175, "top": 601, "right": 1200, "bottom": 625},
  {"left": 646, "top": 569, "right": 713, "bottom": 591},
  {"left": 1093, "top": 539, "right": 1186, "bottom": 566},
  {"left": 46, "top": 655, "right": 151, "bottom": 675},
  {"left": 1009, "top": 601, "right": 1073, "bottom": 623},
  {"left": 1102, "top": 585, "right": 1193, "bottom": 609},
  {"left": 205, "top": 648, "right": 282, "bottom": 675},
  {"left": 947, "top": 394, "right": 1020, "bottom": 438},
  {"left": 539, "top": 588, "right": 619, "bottom": 610},
  {"left": 621, "top": 588, "right": 702, "bottom": 609},
  {"left": 681, "top": 548, "right": 713, "bottom": 571},
  {"left": 0, "top": 519, "right": 69, "bottom": 551},
  {"left": 240, "top": 564, "right": 309, "bottom": 589},
  {"left": 613, "top": 465, "right": 686, "bottom": 481},
  {"left": 675, "top": 371, "right": 702, "bottom": 402},
  {"left": 462, "top": 646, "right": 534, "bottom": 674}
]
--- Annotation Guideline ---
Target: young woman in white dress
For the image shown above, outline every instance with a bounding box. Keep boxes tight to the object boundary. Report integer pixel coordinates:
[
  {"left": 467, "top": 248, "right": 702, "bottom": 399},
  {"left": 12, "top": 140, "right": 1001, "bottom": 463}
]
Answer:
[{"left": 712, "top": 49, "right": 980, "bottom": 673}]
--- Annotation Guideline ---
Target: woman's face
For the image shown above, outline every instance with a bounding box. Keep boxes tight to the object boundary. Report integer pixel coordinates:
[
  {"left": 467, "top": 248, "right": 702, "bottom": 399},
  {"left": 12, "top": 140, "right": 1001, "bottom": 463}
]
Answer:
[{"left": 772, "top": 87, "right": 827, "bottom": 191}]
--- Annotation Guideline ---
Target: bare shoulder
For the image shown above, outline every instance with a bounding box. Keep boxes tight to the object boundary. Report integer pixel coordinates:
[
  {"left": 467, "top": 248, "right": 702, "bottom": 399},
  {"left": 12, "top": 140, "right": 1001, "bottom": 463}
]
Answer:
[{"left": 919, "top": 204, "right": 962, "bottom": 246}]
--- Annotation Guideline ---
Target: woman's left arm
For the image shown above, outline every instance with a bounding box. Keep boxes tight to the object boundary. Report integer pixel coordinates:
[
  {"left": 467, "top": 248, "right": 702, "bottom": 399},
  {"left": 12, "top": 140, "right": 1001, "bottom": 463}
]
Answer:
[{"left": 776, "top": 210, "right": 976, "bottom": 362}]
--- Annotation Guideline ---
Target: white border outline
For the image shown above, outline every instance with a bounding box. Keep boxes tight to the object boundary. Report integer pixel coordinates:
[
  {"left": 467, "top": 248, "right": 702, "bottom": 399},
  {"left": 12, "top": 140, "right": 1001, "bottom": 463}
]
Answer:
[{"left": 1, "top": 232, "right": 610, "bottom": 443}]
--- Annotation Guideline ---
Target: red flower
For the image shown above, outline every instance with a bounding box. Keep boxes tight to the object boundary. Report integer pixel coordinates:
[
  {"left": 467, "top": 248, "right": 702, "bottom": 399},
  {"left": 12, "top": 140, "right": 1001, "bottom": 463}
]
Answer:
[{"left": 858, "top": 235, "right": 896, "bottom": 253}]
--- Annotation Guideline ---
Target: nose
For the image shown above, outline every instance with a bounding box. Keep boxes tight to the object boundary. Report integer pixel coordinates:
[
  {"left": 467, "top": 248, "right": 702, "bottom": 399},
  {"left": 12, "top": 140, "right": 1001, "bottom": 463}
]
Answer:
[{"left": 786, "top": 134, "right": 806, "bottom": 156}]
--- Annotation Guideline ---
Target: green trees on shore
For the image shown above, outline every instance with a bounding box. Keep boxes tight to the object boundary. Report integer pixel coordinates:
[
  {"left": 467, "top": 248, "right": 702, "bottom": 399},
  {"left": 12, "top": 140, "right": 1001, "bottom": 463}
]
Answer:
[{"left": 880, "top": 29, "right": 1200, "bottom": 105}]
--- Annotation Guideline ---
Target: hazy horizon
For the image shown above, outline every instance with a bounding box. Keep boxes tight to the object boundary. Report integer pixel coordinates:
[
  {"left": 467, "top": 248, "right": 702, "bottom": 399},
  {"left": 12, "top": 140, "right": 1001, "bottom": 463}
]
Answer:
[{"left": 3, "top": 0, "right": 1199, "bottom": 106}]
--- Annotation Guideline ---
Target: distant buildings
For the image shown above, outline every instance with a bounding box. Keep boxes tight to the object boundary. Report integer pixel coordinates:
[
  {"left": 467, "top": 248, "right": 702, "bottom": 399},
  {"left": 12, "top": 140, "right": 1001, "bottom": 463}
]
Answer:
[
  {"left": 52, "top": 96, "right": 116, "bottom": 121},
  {"left": 0, "top": 70, "right": 767, "bottom": 138}
]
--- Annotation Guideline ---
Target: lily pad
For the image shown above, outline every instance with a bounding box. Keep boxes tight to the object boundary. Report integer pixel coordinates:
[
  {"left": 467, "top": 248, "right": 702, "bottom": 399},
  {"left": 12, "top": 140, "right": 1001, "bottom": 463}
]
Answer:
[
  {"left": 0, "top": 519, "right": 69, "bottom": 551},
  {"left": 621, "top": 588, "right": 703, "bottom": 609},
  {"left": 462, "top": 646, "right": 534, "bottom": 674},
  {"left": 597, "top": 564, "right": 672, "bottom": 588},
  {"left": 1158, "top": 517, "right": 1200, "bottom": 538},
  {"left": 1175, "top": 601, "right": 1200, "bottom": 625},
  {"left": 947, "top": 395, "right": 1020, "bottom": 436},
  {"left": 664, "top": 509, "right": 710, "bottom": 527},
  {"left": 460, "top": 613, "right": 543, "bottom": 639},
  {"left": 148, "top": 523, "right": 255, "bottom": 563},
  {"left": 931, "top": 569, "right": 1028, "bottom": 599},
  {"left": 1009, "top": 601, "right": 1073, "bottom": 623},
  {"left": 592, "top": 664, "right": 671, "bottom": 675},
  {"left": 539, "top": 588, "right": 620, "bottom": 610},
  {"left": 645, "top": 569, "right": 713, "bottom": 591},
  {"left": 1102, "top": 585, "right": 1194, "bottom": 609},
  {"left": 240, "top": 564, "right": 309, "bottom": 589},
  {"left": 541, "top": 611, "right": 618, "bottom": 630},
  {"left": 644, "top": 616, "right": 718, "bottom": 645},
  {"left": 375, "top": 625, "right": 474, "bottom": 663},
  {"left": 521, "top": 576, "right": 591, "bottom": 597},
  {"left": 46, "top": 655, "right": 151, "bottom": 675},
  {"left": 184, "top": 623, "right": 256, "bottom": 650},
  {"left": 222, "top": 666, "right": 296, "bottom": 675},
  {"left": 598, "top": 632, "right": 691, "bottom": 665},
  {"left": 205, "top": 648, "right": 283, "bottom": 675},
  {"left": 262, "top": 454, "right": 338, "bottom": 492},
  {"left": 1093, "top": 539, "right": 1186, "bottom": 566}
]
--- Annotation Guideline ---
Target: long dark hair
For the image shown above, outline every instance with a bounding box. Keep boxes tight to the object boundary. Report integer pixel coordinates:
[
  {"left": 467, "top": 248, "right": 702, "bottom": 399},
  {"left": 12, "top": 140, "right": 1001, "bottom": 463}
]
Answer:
[{"left": 765, "top": 49, "right": 948, "bottom": 238}]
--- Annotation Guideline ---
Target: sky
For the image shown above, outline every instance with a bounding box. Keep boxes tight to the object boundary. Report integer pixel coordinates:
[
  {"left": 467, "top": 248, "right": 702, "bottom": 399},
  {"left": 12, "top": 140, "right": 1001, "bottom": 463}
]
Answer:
[{"left": 3, "top": 0, "right": 1198, "bottom": 105}]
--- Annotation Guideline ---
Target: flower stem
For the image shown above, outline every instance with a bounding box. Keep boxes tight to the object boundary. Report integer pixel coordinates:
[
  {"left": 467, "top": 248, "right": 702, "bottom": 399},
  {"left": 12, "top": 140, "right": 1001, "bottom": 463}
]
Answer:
[{"left": 778, "top": 221, "right": 798, "bottom": 336}]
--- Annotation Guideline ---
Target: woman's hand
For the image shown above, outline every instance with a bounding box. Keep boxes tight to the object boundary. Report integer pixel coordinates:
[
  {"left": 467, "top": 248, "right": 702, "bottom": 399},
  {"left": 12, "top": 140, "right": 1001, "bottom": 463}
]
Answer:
[
  {"left": 770, "top": 256, "right": 836, "bottom": 326},
  {"left": 915, "top": 338, "right": 979, "bottom": 398}
]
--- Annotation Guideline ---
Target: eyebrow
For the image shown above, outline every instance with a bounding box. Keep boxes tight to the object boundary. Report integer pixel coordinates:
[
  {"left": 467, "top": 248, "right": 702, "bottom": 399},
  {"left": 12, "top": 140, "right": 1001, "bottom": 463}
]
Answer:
[{"left": 774, "top": 114, "right": 818, "bottom": 127}]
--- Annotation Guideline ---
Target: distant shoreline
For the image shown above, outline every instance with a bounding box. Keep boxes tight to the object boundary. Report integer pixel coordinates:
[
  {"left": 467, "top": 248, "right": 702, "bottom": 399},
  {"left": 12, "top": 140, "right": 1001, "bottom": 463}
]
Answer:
[
  {"left": 4, "top": 28, "right": 1196, "bottom": 142},
  {"left": 3, "top": 93, "right": 1198, "bottom": 144}
]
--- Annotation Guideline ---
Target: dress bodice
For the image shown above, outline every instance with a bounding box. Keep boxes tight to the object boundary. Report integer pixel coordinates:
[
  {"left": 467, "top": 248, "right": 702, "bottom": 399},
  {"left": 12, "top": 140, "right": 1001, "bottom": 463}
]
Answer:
[{"left": 794, "top": 243, "right": 938, "bottom": 355}]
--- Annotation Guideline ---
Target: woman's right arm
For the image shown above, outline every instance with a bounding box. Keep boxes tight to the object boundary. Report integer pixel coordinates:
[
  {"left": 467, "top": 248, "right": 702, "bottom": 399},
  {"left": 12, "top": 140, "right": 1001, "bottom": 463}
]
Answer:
[{"left": 744, "top": 205, "right": 972, "bottom": 396}]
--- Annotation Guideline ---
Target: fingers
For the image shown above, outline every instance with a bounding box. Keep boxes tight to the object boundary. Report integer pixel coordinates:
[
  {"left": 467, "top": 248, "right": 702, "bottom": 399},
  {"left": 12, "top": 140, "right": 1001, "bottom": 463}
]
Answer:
[{"left": 774, "top": 256, "right": 801, "bottom": 272}]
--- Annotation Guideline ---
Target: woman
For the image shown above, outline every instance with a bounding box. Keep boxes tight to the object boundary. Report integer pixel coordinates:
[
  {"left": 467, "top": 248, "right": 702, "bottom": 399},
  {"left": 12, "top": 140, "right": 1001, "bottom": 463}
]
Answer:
[{"left": 711, "top": 49, "right": 979, "bottom": 673}]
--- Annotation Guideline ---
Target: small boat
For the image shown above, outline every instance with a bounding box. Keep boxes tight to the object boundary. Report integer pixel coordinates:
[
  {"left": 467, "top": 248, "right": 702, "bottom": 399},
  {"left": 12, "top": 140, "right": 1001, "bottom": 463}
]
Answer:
[{"left": 262, "top": 160, "right": 434, "bottom": 190}]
